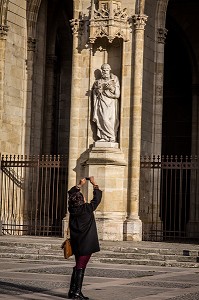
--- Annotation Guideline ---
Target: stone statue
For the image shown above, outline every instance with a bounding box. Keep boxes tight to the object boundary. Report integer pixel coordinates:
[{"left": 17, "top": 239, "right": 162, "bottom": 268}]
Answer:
[{"left": 92, "top": 63, "right": 120, "bottom": 143}]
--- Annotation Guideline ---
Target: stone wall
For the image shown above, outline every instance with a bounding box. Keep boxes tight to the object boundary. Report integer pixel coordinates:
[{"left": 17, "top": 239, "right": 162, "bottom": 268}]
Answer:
[{"left": 2, "top": 0, "right": 27, "bottom": 154}]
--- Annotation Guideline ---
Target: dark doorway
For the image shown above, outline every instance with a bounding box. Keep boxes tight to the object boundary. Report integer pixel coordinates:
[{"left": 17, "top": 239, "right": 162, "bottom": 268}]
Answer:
[
  {"left": 42, "top": 0, "right": 73, "bottom": 155},
  {"left": 162, "top": 20, "right": 192, "bottom": 156},
  {"left": 161, "top": 1, "right": 192, "bottom": 240},
  {"left": 31, "top": 0, "right": 73, "bottom": 236}
]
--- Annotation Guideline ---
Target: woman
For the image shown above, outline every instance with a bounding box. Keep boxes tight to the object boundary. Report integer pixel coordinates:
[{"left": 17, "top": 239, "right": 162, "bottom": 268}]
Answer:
[{"left": 67, "top": 176, "right": 102, "bottom": 300}]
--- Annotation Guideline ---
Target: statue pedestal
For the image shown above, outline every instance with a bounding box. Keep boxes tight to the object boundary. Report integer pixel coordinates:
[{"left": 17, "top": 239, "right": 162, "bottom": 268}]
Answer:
[
  {"left": 124, "top": 216, "right": 142, "bottom": 241},
  {"left": 81, "top": 144, "right": 127, "bottom": 241},
  {"left": 94, "top": 141, "right": 119, "bottom": 148}
]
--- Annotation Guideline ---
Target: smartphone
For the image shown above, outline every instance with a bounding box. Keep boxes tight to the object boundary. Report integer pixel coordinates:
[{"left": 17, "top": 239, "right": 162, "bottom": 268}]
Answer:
[{"left": 85, "top": 177, "right": 90, "bottom": 180}]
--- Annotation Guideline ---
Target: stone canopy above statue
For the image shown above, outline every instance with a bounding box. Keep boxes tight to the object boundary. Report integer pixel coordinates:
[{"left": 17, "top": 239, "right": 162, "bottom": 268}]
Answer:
[{"left": 89, "top": 0, "right": 131, "bottom": 44}]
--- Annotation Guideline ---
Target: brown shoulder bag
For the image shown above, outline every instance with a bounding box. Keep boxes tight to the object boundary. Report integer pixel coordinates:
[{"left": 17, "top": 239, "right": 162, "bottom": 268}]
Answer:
[{"left": 61, "top": 226, "right": 73, "bottom": 259}]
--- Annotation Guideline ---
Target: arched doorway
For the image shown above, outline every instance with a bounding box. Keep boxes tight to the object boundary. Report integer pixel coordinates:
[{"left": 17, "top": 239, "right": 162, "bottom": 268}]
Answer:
[
  {"left": 31, "top": 0, "right": 73, "bottom": 156},
  {"left": 42, "top": 0, "right": 73, "bottom": 155},
  {"left": 29, "top": 0, "right": 73, "bottom": 235},
  {"left": 161, "top": 0, "right": 199, "bottom": 240}
]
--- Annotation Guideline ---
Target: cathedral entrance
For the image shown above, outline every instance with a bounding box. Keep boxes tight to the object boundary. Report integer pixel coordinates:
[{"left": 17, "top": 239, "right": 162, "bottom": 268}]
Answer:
[
  {"left": 27, "top": 0, "right": 73, "bottom": 236},
  {"left": 161, "top": 0, "right": 199, "bottom": 240},
  {"left": 31, "top": 0, "right": 73, "bottom": 156}
]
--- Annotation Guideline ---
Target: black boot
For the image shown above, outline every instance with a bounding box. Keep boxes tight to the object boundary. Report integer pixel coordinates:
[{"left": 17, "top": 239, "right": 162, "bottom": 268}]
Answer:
[
  {"left": 68, "top": 267, "right": 76, "bottom": 299},
  {"left": 72, "top": 268, "right": 89, "bottom": 300}
]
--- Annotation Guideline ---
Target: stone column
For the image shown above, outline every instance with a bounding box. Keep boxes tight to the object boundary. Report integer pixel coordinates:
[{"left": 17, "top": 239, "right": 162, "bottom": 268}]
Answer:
[
  {"left": 0, "top": 28, "right": 8, "bottom": 136},
  {"left": 26, "top": 37, "right": 36, "bottom": 154},
  {"left": 63, "top": 4, "right": 84, "bottom": 237},
  {"left": 142, "top": 28, "right": 167, "bottom": 240},
  {"left": 152, "top": 28, "right": 168, "bottom": 154},
  {"left": 0, "top": 2, "right": 9, "bottom": 152},
  {"left": 68, "top": 7, "right": 83, "bottom": 188},
  {"left": 124, "top": 14, "right": 148, "bottom": 241}
]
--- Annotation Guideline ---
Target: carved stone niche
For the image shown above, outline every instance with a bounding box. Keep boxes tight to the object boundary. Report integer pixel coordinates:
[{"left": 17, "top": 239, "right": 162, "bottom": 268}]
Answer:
[{"left": 89, "top": 0, "right": 131, "bottom": 44}]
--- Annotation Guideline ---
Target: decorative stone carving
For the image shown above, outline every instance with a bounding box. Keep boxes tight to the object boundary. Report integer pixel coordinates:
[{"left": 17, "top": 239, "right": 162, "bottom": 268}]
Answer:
[
  {"left": 157, "top": 27, "right": 168, "bottom": 44},
  {"left": 0, "top": 0, "right": 9, "bottom": 39},
  {"left": 70, "top": 14, "right": 84, "bottom": 36},
  {"left": 27, "top": 37, "right": 36, "bottom": 52},
  {"left": 89, "top": 0, "right": 131, "bottom": 44},
  {"left": 133, "top": 14, "right": 148, "bottom": 30},
  {"left": 0, "top": 24, "right": 8, "bottom": 38}
]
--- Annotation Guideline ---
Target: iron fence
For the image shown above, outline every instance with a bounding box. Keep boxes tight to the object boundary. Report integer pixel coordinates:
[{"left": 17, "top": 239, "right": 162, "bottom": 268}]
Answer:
[
  {"left": 140, "top": 155, "right": 199, "bottom": 242},
  {"left": 0, "top": 154, "right": 68, "bottom": 236},
  {"left": 1, "top": 153, "right": 198, "bottom": 241}
]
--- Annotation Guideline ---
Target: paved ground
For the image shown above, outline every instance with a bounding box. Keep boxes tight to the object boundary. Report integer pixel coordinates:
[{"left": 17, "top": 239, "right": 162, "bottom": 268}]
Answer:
[{"left": 1, "top": 257, "right": 199, "bottom": 300}]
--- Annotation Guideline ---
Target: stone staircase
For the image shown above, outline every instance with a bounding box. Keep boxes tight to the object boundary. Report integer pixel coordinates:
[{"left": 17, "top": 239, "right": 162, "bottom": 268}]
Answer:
[
  {"left": 0, "top": 236, "right": 199, "bottom": 268},
  {"left": 93, "top": 245, "right": 199, "bottom": 268}
]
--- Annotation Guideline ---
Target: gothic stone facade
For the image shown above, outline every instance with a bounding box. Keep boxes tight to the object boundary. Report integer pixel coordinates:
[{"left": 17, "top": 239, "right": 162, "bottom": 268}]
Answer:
[{"left": 0, "top": 0, "right": 199, "bottom": 240}]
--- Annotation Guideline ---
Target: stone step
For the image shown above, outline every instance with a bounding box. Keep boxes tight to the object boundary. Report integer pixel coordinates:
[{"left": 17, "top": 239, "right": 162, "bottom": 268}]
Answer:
[
  {"left": 94, "top": 251, "right": 199, "bottom": 263},
  {"left": 0, "top": 242, "right": 198, "bottom": 259},
  {"left": 0, "top": 245, "right": 198, "bottom": 263},
  {"left": 101, "top": 245, "right": 199, "bottom": 257},
  {"left": 0, "top": 246, "right": 198, "bottom": 268},
  {"left": 0, "top": 240, "right": 198, "bottom": 256},
  {"left": 91, "top": 257, "right": 199, "bottom": 268},
  {"left": 0, "top": 251, "right": 198, "bottom": 268},
  {"left": 0, "top": 252, "right": 68, "bottom": 261},
  {"left": 0, "top": 237, "right": 199, "bottom": 268}
]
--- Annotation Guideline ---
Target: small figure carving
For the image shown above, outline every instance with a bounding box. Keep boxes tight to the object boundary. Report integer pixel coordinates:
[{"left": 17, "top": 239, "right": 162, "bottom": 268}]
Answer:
[{"left": 92, "top": 64, "right": 120, "bottom": 142}]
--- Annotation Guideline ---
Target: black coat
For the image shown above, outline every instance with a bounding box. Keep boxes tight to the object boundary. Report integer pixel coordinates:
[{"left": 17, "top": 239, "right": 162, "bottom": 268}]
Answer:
[{"left": 68, "top": 186, "right": 102, "bottom": 256}]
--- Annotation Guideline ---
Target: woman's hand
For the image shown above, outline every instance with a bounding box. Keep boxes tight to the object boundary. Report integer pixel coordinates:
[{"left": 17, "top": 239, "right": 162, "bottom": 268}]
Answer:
[
  {"left": 78, "top": 178, "right": 86, "bottom": 187},
  {"left": 89, "top": 176, "right": 97, "bottom": 186}
]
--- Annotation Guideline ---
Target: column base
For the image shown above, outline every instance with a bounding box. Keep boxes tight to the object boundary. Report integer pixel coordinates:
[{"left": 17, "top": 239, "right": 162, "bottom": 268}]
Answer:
[
  {"left": 95, "top": 212, "right": 126, "bottom": 241},
  {"left": 123, "top": 217, "right": 142, "bottom": 241}
]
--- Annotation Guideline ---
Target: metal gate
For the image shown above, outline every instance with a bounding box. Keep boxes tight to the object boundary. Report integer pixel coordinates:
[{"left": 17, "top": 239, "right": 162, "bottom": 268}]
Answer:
[
  {"left": 0, "top": 154, "right": 68, "bottom": 236},
  {"left": 140, "top": 155, "right": 199, "bottom": 242}
]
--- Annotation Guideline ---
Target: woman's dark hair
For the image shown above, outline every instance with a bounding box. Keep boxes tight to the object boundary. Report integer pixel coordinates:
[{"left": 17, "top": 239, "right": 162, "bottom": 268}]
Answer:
[{"left": 68, "top": 190, "right": 84, "bottom": 207}]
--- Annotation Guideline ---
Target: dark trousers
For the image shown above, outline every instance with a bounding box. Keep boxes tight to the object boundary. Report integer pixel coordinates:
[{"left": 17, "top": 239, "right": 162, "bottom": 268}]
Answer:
[{"left": 75, "top": 254, "right": 91, "bottom": 269}]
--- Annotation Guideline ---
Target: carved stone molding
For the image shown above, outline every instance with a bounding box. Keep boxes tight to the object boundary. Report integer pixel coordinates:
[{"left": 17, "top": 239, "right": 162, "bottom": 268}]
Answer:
[
  {"left": 133, "top": 14, "right": 148, "bottom": 30},
  {"left": 70, "top": 14, "right": 84, "bottom": 36},
  {"left": 0, "top": 24, "right": 8, "bottom": 39},
  {"left": 157, "top": 27, "right": 168, "bottom": 44},
  {"left": 27, "top": 37, "right": 36, "bottom": 52},
  {"left": 95, "top": 45, "right": 107, "bottom": 52},
  {"left": 89, "top": 0, "right": 131, "bottom": 44},
  {"left": 0, "top": 0, "right": 9, "bottom": 39},
  {"left": 0, "top": 0, "right": 9, "bottom": 23}
]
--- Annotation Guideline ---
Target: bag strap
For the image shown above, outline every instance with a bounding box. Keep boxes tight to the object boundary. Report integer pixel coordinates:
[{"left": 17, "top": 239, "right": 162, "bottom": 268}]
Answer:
[{"left": 66, "top": 221, "right": 70, "bottom": 238}]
